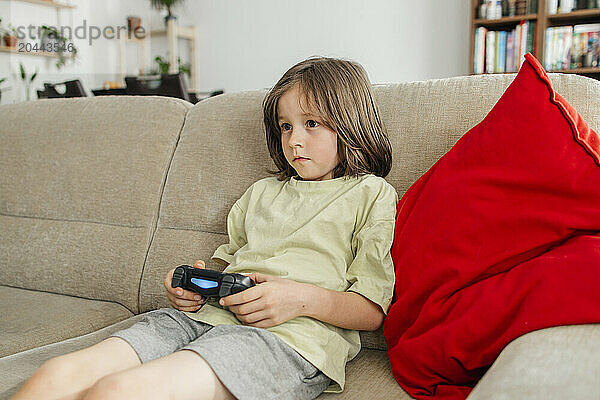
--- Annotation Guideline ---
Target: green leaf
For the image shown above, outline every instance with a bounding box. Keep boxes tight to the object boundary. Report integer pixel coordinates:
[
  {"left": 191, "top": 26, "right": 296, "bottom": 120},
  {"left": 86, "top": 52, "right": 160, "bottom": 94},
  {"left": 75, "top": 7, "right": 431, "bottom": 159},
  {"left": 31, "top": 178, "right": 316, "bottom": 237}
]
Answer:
[
  {"left": 149, "top": 0, "right": 185, "bottom": 12},
  {"left": 30, "top": 70, "right": 38, "bottom": 82},
  {"left": 19, "top": 63, "right": 25, "bottom": 80}
]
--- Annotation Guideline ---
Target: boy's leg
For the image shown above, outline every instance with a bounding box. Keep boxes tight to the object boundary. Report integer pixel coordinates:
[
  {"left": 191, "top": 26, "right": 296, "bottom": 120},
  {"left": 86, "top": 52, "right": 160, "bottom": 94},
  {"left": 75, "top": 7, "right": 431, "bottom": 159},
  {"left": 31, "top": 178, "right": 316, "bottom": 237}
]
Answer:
[
  {"left": 82, "top": 349, "right": 236, "bottom": 400},
  {"left": 9, "top": 337, "right": 141, "bottom": 400}
]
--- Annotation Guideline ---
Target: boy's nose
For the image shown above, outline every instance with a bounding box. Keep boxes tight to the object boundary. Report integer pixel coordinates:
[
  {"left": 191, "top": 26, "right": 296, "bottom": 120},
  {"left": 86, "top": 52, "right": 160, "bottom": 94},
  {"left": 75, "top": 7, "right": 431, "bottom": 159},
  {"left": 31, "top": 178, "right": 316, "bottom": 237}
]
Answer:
[{"left": 289, "top": 128, "right": 307, "bottom": 147}]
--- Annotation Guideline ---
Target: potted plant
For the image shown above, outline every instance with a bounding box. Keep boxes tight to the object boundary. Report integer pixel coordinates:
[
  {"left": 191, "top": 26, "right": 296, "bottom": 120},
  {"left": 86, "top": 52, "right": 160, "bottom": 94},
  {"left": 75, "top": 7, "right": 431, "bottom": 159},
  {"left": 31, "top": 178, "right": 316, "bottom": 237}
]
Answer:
[
  {"left": 127, "top": 16, "right": 142, "bottom": 35},
  {"left": 151, "top": 55, "right": 190, "bottom": 77},
  {"left": 3, "top": 23, "right": 19, "bottom": 48},
  {"left": 150, "top": 0, "right": 186, "bottom": 25},
  {"left": 39, "top": 25, "right": 78, "bottom": 69},
  {"left": 19, "top": 62, "right": 38, "bottom": 102}
]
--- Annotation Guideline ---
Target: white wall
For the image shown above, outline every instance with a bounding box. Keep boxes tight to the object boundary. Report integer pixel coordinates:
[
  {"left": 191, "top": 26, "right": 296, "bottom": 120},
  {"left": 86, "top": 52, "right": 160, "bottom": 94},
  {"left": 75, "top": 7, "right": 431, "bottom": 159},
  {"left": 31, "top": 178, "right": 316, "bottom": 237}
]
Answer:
[
  {"left": 180, "top": 0, "right": 470, "bottom": 91},
  {"left": 0, "top": 0, "right": 470, "bottom": 104}
]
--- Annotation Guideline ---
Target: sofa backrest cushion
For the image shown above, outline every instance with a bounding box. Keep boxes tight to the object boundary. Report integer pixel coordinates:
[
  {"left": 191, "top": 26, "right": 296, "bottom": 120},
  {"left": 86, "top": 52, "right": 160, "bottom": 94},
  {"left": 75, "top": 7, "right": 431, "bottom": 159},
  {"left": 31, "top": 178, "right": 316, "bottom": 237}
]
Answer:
[
  {"left": 0, "top": 96, "right": 192, "bottom": 313},
  {"left": 140, "top": 91, "right": 272, "bottom": 312}
]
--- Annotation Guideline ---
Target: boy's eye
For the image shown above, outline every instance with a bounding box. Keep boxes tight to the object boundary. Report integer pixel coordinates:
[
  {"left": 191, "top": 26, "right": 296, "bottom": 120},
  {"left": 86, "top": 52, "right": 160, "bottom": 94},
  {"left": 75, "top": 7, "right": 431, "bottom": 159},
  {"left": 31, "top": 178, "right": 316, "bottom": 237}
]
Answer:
[
  {"left": 280, "top": 123, "right": 291, "bottom": 131},
  {"left": 307, "top": 120, "right": 319, "bottom": 128}
]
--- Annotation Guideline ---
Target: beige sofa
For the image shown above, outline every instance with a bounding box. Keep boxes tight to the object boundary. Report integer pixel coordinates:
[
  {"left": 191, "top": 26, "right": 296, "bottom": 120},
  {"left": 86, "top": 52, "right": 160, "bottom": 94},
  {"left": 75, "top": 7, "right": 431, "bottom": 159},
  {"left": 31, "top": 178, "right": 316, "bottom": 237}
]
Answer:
[{"left": 1, "top": 72, "right": 600, "bottom": 400}]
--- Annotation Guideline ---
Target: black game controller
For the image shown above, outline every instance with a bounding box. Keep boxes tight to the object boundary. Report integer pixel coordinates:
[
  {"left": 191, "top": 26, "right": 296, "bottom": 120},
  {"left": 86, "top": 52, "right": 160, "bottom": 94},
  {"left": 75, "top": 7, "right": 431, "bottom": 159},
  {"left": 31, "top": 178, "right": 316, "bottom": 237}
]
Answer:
[{"left": 171, "top": 265, "right": 255, "bottom": 298}]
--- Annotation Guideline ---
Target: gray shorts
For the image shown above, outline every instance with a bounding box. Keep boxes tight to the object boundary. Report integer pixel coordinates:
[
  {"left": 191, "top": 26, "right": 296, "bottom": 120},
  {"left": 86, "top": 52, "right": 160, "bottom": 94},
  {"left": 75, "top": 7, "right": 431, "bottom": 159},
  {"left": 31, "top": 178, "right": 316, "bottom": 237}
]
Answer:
[{"left": 109, "top": 308, "right": 331, "bottom": 400}]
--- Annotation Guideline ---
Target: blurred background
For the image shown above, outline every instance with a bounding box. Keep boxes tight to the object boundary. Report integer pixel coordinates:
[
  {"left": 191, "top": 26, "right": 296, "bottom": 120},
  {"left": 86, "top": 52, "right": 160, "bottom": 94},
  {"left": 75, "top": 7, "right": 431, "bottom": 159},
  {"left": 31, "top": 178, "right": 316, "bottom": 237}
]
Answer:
[{"left": 0, "top": 0, "right": 471, "bottom": 104}]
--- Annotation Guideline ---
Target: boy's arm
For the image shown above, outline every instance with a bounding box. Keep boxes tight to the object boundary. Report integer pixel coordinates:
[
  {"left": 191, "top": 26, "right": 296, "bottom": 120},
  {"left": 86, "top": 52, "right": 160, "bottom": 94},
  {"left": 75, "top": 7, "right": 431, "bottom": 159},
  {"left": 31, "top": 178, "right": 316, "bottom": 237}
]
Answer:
[
  {"left": 300, "top": 283, "right": 385, "bottom": 331},
  {"left": 220, "top": 273, "right": 386, "bottom": 330}
]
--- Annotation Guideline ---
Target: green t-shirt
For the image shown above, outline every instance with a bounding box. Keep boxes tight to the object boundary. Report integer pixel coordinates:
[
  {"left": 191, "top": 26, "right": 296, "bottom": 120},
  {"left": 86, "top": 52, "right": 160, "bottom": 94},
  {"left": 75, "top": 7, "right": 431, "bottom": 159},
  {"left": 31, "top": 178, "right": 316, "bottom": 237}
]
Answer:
[{"left": 184, "top": 173, "right": 398, "bottom": 392}]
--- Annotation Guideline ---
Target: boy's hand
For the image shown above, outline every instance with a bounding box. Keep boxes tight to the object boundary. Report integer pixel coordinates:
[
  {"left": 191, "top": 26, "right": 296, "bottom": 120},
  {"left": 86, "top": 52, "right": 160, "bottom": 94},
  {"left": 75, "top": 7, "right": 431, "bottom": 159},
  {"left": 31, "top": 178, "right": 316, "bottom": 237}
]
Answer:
[
  {"left": 219, "top": 273, "right": 309, "bottom": 328},
  {"left": 164, "top": 260, "right": 207, "bottom": 312}
]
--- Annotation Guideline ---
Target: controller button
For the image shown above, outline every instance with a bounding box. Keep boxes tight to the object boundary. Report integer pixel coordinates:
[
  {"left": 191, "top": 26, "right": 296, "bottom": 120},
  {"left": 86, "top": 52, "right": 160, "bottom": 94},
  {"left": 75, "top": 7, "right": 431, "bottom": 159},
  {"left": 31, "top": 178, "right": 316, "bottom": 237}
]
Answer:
[
  {"left": 232, "top": 284, "right": 248, "bottom": 294},
  {"left": 219, "top": 282, "right": 234, "bottom": 297}
]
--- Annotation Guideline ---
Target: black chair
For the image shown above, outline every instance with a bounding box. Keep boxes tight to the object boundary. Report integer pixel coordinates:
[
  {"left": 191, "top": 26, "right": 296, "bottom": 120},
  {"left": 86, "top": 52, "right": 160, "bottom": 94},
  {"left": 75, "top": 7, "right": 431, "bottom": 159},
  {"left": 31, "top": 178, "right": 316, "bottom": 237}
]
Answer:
[
  {"left": 37, "top": 80, "right": 87, "bottom": 99},
  {"left": 124, "top": 73, "right": 190, "bottom": 102},
  {"left": 91, "top": 88, "right": 128, "bottom": 96}
]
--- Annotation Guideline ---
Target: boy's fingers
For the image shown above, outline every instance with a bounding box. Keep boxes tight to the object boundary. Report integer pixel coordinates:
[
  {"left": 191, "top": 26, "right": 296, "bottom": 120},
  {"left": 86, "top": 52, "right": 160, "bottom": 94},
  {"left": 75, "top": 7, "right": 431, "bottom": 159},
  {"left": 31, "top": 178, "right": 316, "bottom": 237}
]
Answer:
[
  {"left": 167, "top": 283, "right": 183, "bottom": 296},
  {"left": 177, "top": 289, "right": 204, "bottom": 301},
  {"left": 166, "top": 291, "right": 205, "bottom": 307},
  {"left": 164, "top": 269, "right": 174, "bottom": 289},
  {"left": 220, "top": 286, "right": 261, "bottom": 307},
  {"left": 167, "top": 282, "right": 203, "bottom": 301},
  {"left": 177, "top": 297, "right": 205, "bottom": 307}
]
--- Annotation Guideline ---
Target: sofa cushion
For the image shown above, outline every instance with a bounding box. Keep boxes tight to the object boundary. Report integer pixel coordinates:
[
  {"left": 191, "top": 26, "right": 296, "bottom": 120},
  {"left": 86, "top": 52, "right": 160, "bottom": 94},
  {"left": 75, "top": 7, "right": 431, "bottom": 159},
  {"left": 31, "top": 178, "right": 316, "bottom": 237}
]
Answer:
[
  {"left": 0, "top": 313, "right": 145, "bottom": 399},
  {"left": 468, "top": 324, "right": 600, "bottom": 400},
  {"left": 0, "top": 285, "right": 133, "bottom": 358},
  {"left": 0, "top": 214, "right": 151, "bottom": 316},
  {"left": 0, "top": 96, "right": 192, "bottom": 312},
  {"left": 384, "top": 53, "right": 600, "bottom": 399},
  {"left": 0, "top": 312, "right": 405, "bottom": 400},
  {"left": 318, "top": 349, "right": 412, "bottom": 400}
]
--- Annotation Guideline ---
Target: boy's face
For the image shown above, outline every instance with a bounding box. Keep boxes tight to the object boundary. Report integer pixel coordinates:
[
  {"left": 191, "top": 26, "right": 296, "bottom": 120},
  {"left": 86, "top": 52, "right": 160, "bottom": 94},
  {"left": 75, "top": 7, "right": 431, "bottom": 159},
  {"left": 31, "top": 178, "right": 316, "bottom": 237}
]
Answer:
[{"left": 277, "top": 85, "right": 339, "bottom": 181}]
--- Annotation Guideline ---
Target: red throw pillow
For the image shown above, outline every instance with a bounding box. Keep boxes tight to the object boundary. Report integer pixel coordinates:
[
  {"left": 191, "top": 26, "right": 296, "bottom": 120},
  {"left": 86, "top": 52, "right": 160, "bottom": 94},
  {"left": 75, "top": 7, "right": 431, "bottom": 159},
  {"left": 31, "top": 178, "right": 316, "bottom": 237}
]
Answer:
[{"left": 383, "top": 53, "right": 600, "bottom": 400}]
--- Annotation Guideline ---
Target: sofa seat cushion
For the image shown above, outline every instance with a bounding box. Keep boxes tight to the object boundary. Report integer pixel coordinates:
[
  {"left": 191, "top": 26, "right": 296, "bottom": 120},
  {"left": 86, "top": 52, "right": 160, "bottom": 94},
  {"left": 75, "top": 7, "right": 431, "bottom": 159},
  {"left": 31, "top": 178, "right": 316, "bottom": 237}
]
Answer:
[
  {"left": 319, "top": 349, "right": 411, "bottom": 399},
  {"left": 0, "top": 286, "right": 133, "bottom": 358},
  {"left": 0, "top": 313, "right": 145, "bottom": 399},
  {"left": 468, "top": 324, "right": 600, "bottom": 400},
  {"left": 0, "top": 311, "right": 408, "bottom": 400}
]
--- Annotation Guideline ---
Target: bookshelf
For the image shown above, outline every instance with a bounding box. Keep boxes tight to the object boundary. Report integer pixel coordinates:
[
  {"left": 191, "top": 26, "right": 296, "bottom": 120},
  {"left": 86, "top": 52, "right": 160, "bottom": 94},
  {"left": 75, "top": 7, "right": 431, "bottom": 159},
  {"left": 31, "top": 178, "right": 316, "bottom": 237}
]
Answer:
[{"left": 470, "top": 0, "right": 600, "bottom": 79}]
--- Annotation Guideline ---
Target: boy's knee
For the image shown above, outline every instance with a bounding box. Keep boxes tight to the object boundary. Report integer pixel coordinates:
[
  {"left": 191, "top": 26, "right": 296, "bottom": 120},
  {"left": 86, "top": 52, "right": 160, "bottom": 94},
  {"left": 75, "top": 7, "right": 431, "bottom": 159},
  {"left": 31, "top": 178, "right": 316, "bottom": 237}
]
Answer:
[
  {"left": 35, "top": 355, "right": 72, "bottom": 381},
  {"left": 83, "top": 375, "right": 129, "bottom": 400}
]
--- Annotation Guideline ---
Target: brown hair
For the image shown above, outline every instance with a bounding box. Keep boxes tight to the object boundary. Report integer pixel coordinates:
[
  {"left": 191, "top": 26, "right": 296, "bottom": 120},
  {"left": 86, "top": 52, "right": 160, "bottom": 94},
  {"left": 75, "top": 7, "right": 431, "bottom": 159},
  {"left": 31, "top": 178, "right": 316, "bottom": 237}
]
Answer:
[{"left": 263, "top": 56, "right": 392, "bottom": 181}]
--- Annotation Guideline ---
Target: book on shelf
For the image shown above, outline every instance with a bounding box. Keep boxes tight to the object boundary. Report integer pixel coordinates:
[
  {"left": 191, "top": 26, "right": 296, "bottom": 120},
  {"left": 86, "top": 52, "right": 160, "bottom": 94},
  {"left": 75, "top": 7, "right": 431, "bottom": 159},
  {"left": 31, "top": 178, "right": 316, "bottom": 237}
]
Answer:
[
  {"left": 528, "top": 0, "right": 539, "bottom": 14},
  {"left": 486, "top": 30, "right": 496, "bottom": 73},
  {"left": 475, "top": 21, "right": 536, "bottom": 74},
  {"left": 515, "top": 0, "right": 538, "bottom": 15},
  {"left": 507, "top": 30, "right": 515, "bottom": 72},
  {"left": 559, "top": 0, "right": 576, "bottom": 13},
  {"left": 548, "top": 0, "right": 599, "bottom": 14},
  {"left": 474, "top": 27, "right": 487, "bottom": 74},
  {"left": 575, "top": 0, "right": 598, "bottom": 8},
  {"left": 495, "top": 31, "right": 500, "bottom": 71},
  {"left": 516, "top": 0, "right": 528, "bottom": 15},
  {"left": 520, "top": 21, "right": 528, "bottom": 69},
  {"left": 480, "top": 0, "right": 538, "bottom": 20},
  {"left": 544, "top": 23, "right": 600, "bottom": 70},
  {"left": 497, "top": 31, "right": 507, "bottom": 72},
  {"left": 527, "top": 20, "right": 536, "bottom": 60}
]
